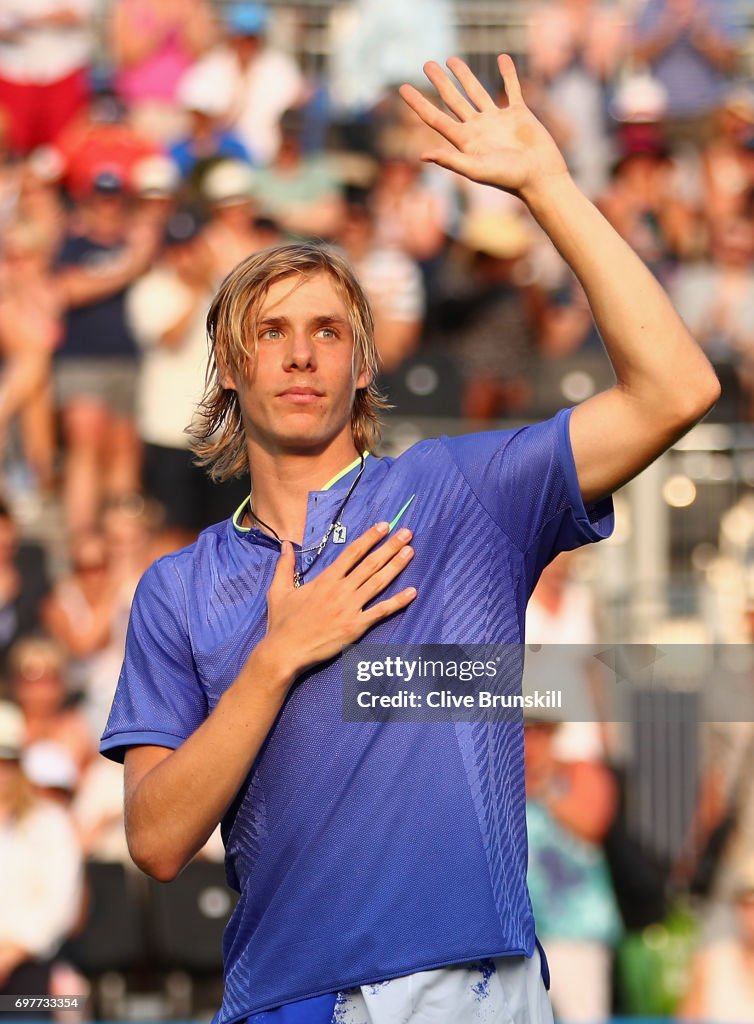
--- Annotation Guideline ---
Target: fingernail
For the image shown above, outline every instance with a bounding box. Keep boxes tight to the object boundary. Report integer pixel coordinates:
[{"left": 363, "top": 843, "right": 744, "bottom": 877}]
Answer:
[
  {"left": 375, "top": 522, "right": 389, "bottom": 534},
  {"left": 399, "top": 546, "right": 413, "bottom": 559},
  {"left": 397, "top": 528, "right": 412, "bottom": 541}
]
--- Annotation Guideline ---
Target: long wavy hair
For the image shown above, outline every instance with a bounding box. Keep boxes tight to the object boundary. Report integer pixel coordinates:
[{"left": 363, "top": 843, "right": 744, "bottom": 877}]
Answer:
[{"left": 189, "top": 243, "right": 388, "bottom": 482}]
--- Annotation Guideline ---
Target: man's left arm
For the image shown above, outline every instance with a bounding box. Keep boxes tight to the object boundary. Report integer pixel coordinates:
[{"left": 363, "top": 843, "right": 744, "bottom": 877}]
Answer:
[{"left": 400, "top": 56, "right": 720, "bottom": 505}]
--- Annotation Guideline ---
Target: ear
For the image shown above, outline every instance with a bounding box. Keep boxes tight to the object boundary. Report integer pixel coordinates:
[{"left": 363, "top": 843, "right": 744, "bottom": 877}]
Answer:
[
  {"left": 217, "top": 361, "right": 237, "bottom": 391},
  {"left": 355, "top": 365, "right": 371, "bottom": 391}
]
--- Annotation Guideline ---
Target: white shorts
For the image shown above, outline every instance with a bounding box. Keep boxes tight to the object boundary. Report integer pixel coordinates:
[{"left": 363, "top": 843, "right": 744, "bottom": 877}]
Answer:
[{"left": 331, "top": 949, "right": 554, "bottom": 1024}]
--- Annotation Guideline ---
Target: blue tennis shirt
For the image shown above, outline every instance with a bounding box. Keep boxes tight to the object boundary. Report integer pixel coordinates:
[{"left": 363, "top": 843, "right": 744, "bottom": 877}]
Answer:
[{"left": 100, "top": 408, "right": 613, "bottom": 1022}]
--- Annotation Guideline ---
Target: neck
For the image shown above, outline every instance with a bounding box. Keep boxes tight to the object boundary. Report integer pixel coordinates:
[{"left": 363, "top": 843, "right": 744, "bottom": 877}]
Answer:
[{"left": 247, "top": 437, "right": 362, "bottom": 543}]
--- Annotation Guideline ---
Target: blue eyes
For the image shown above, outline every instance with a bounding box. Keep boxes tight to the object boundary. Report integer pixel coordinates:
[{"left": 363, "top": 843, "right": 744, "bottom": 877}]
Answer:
[{"left": 259, "top": 327, "right": 339, "bottom": 341}]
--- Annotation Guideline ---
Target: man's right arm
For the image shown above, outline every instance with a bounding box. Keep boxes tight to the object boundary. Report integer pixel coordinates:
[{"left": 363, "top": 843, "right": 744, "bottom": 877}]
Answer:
[
  {"left": 124, "top": 637, "right": 295, "bottom": 882},
  {"left": 123, "top": 523, "right": 417, "bottom": 881}
]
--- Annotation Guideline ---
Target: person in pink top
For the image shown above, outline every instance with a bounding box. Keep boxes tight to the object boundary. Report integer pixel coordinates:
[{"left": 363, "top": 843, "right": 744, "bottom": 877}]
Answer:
[{"left": 109, "top": 0, "right": 217, "bottom": 143}]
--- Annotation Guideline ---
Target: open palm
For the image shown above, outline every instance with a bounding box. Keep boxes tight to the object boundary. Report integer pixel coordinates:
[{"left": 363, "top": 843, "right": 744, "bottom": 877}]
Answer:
[{"left": 399, "top": 55, "right": 568, "bottom": 200}]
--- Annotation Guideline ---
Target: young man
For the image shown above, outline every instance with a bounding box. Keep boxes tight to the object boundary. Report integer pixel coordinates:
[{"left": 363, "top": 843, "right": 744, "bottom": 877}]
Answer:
[{"left": 100, "top": 57, "right": 719, "bottom": 1023}]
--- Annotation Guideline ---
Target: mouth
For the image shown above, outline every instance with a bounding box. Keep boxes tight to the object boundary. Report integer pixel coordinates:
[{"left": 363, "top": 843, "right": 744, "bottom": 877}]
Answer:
[{"left": 277, "top": 387, "right": 325, "bottom": 404}]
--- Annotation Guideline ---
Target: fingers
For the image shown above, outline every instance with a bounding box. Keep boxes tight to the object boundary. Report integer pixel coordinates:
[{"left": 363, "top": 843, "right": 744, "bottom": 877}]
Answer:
[
  {"left": 346, "top": 526, "right": 412, "bottom": 589},
  {"left": 497, "top": 53, "right": 522, "bottom": 106},
  {"left": 329, "top": 521, "right": 390, "bottom": 576},
  {"left": 445, "top": 56, "right": 496, "bottom": 112},
  {"left": 363, "top": 586, "right": 418, "bottom": 626},
  {"left": 398, "top": 83, "right": 463, "bottom": 146},
  {"left": 354, "top": 540, "right": 414, "bottom": 605},
  {"left": 422, "top": 60, "right": 476, "bottom": 121}
]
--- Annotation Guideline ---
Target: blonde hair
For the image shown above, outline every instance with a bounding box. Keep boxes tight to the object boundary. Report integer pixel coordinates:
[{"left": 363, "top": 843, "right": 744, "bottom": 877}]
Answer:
[{"left": 189, "top": 242, "right": 388, "bottom": 482}]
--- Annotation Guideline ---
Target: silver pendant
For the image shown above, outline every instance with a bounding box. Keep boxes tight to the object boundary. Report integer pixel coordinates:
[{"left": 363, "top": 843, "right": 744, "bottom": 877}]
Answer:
[
  {"left": 293, "top": 572, "right": 303, "bottom": 588},
  {"left": 332, "top": 523, "right": 347, "bottom": 544}
]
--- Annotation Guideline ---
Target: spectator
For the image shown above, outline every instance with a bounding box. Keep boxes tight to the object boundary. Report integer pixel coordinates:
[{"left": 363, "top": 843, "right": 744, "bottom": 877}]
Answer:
[
  {"left": 680, "top": 861, "right": 754, "bottom": 1021},
  {"left": 701, "top": 86, "right": 754, "bottom": 222},
  {"left": 15, "top": 156, "right": 67, "bottom": 260},
  {"left": 670, "top": 212, "right": 754, "bottom": 416},
  {"left": 72, "top": 754, "right": 129, "bottom": 862},
  {"left": 435, "top": 211, "right": 542, "bottom": 420},
  {"left": 528, "top": 0, "right": 625, "bottom": 198},
  {"left": 126, "top": 210, "right": 223, "bottom": 549},
  {"left": 170, "top": 65, "right": 251, "bottom": 185},
  {"left": 109, "top": 0, "right": 217, "bottom": 144},
  {"left": 525, "top": 713, "right": 622, "bottom": 1024},
  {"left": 631, "top": 0, "right": 742, "bottom": 148},
  {"left": 51, "top": 85, "right": 158, "bottom": 202},
  {"left": 201, "top": 160, "right": 265, "bottom": 279},
  {"left": 0, "top": 702, "right": 83, "bottom": 1008},
  {"left": 186, "top": 2, "right": 305, "bottom": 166},
  {"left": 54, "top": 169, "right": 159, "bottom": 534},
  {"left": 252, "top": 109, "right": 345, "bottom": 240},
  {"left": 371, "top": 148, "right": 452, "bottom": 303},
  {"left": 525, "top": 550, "right": 612, "bottom": 760},
  {"left": 598, "top": 137, "right": 696, "bottom": 277},
  {"left": 0, "top": 500, "right": 50, "bottom": 676},
  {"left": 22, "top": 739, "right": 77, "bottom": 805},
  {"left": 0, "top": 0, "right": 95, "bottom": 155},
  {"left": 41, "top": 530, "right": 117, "bottom": 738},
  {"left": 131, "top": 152, "right": 181, "bottom": 232},
  {"left": 8, "top": 636, "right": 93, "bottom": 776},
  {"left": 337, "top": 193, "right": 424, "bottom": 372},
  {"left": 0, "top": 219, "right": 61, "bottom": 492}
]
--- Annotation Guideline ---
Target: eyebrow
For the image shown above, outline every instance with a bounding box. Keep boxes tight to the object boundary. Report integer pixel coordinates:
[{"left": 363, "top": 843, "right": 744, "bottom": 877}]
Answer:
[{"left": 256, "top": 315, "right": 351, "bottom": 329}]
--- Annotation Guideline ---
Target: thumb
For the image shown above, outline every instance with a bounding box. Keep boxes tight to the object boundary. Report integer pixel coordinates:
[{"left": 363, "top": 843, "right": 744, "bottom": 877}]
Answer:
[
  {"left": 270, "top": 540, "right": 296, "bottom": 592},
  {"left": 420, "top": 149, "right": 479, "bottom": 179}
]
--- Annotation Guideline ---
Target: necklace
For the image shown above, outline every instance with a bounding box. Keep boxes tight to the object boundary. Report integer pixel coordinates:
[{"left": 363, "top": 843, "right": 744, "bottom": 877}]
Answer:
[{"left": 248, "top": 453, "right": 367, "bottom": 587}]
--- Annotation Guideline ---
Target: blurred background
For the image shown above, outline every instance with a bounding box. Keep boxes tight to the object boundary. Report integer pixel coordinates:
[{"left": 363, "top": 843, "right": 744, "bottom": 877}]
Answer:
[{"left": 1, "top": 0, "right": 754, "bottom": 1020}]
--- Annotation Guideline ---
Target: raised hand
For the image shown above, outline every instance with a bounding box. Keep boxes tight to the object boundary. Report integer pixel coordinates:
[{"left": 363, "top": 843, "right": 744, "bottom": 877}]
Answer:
[
  {"left": 399, "top": 55, "right": 569, "bottom": 202},
  {"left": 263, "top": 523, "right": 417, "bottom": 676}
]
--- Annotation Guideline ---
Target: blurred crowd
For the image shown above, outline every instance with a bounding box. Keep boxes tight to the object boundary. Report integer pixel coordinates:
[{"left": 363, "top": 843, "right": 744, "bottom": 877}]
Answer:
[{"left": 0, "top": 0, "right": 754, "bottom": 1020}]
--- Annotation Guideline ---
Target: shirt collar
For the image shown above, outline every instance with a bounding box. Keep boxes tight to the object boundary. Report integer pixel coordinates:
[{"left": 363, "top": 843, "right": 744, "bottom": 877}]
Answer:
[{"left": 232, "top": 452, "right": 371, "bottom": 535}]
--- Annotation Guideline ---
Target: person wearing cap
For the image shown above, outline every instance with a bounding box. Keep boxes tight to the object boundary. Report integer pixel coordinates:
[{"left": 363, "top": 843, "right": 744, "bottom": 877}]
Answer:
[
  {"left": 524, "top": 706, "right": 621, "bottom": 1023},
  {"left": 182, "top": 3, "right": 304, "bottom": 166},
  {"left": 680, "top": 860, "right": 754, "bottom": 1021},
  {"left": 126, "top": 208, "right": 244, "bottom": 549},
  {"left": 201, "top": 159, "right": 267, "bottom": 279},
  {"left": 53, "top": 168, "right": 160, "bottom": 534},
  {"left": 101, "top": 56, "right": 719, "bottom": 1024},
  {"left": 0, "top": 701, "right": 83, "bottom": 1006},
  {"left": 433, "top": 209, "right": 542, "bottom": 419},
  {"left": 170, "top": 65, "right": 252, "bottom": 182},
  {"left": 131, "top": 153, "right": 181, "bottom": 231}
]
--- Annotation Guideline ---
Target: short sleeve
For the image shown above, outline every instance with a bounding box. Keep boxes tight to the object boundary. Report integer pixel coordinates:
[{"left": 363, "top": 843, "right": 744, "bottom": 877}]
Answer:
[
  {"left": 441, "top": 408, "right": 614, "bottom": 589},
  {"left": 100, "top": 559, "right": 207, "bottom": 763}
]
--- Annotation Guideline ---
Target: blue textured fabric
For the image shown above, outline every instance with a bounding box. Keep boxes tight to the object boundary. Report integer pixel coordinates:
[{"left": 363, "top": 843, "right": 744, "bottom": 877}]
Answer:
[{"left": 101, "top": 408, "right": 613, "bottom": 1023}]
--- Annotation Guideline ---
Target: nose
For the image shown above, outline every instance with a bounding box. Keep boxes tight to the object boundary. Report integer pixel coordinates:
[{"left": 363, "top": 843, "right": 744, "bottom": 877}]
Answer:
[{"left": 282, "top": 329, "right": 316, "bottom": 372}]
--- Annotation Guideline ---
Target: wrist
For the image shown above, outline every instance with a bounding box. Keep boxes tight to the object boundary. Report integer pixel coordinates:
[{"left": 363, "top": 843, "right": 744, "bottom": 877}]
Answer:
[
  {"left": 250, "top": 635, "right": 299, "bottom": 694},
  {"left": 519, "top": 169, "right": 578, "bottom": 220}
]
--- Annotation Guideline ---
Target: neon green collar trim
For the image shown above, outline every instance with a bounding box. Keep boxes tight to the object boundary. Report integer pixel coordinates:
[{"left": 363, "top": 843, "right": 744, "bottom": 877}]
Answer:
[
  {"left": 232, "top": 452, "right": 370, "bottom": 534},
  {"left": 321, "top": 451, "right": 369, "bottom": 490}
]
